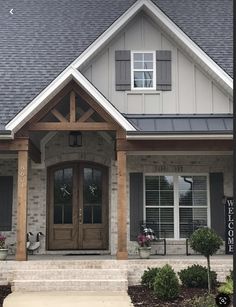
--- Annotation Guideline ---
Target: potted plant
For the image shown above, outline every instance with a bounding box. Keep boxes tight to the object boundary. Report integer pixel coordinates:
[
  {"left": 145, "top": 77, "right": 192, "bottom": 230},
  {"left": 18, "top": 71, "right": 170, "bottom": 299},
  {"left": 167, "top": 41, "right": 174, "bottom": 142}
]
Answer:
[
  {"left": 0, "top": 234, "right": 8, "bottom": 260},
  {"left": 137, "top": 227, "right": 157, "bottom": 259}
]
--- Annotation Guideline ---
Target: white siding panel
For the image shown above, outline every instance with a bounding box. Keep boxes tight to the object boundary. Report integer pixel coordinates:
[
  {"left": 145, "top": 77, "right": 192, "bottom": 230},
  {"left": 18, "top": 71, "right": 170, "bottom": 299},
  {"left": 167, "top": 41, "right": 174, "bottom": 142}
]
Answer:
[
  {"left": 178, "top": 51, "right": 194, "bottom": 113},
  {"left": 80, "top": 13, "right": 232, "bottom": 116},
  {"left": 92, "top": 50, "right": 109, "bottom": 98},
  {"left": 127, "top": 94, "right": 143, "bottom": 113},
  {"left": 144, "top": 94, "right": 161, "bottom": 113},
  {"left": 143, "top": 15, "right": 161, "bottom": 49},
  {"left": 124, "top": 15, "right": 143, "bottom": 49},
  {"left": 109, "top": 33, "right": 126, "bottom": 112},
  {"left": 213, "top": 84, "right": 230, "bottom": 113},
  {"left": 229, "top": 99, "right": 233, "bottom": 113},
  {"left": 83, "top": 66, "right": 92, "bottom": 82},
  {"left": 195, "top": 68, "right": 212, "bottom": 113}
]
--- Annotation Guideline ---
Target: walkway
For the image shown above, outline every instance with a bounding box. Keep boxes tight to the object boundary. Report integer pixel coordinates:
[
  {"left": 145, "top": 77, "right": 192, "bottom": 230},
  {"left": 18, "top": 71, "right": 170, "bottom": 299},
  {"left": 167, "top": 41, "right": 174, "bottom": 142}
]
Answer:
[{"left": 4, "top": 292, "right": 133, "bottom": 307}]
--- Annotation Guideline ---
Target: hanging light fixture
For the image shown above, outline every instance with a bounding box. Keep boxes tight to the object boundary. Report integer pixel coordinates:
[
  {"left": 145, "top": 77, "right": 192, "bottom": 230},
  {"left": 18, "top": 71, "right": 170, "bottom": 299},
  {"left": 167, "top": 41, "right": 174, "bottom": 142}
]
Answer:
[{"left": 69, "top": 131, "right": 82, "bottom": 147}]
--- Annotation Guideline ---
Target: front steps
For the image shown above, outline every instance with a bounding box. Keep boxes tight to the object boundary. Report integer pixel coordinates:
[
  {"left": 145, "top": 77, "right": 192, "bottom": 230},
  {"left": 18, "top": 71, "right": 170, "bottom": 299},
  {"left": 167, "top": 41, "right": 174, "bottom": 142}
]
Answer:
[
  {"left": 11, "top": 266, "right": 128, "bottom": 292},
  {"left": 0, "top": 257, "right": 232, "bottom": 292}
]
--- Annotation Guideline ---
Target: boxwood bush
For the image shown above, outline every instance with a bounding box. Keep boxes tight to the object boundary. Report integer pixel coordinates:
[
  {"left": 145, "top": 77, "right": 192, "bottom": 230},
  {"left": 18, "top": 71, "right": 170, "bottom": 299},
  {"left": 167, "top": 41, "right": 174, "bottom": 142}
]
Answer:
[
  {"left": 141, "top": 267, "right": 161, "bottom": 289},
  {"left": 178, "top": 264, "right": 217, "bottom": 289},
  {"left": 153, "top": 264, "right": 180, "bottom": 300}
]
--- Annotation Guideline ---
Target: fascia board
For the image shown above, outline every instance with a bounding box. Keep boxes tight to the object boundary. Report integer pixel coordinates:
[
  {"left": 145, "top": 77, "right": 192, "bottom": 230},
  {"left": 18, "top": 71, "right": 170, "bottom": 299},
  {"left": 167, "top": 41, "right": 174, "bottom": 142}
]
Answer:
[
  {"left": 6, "top": 67, "right": 135, "bottom": 133},
  {"left": 6, "top": 67, "right": 74, "bottom": 133},
  {"left": 72, "top": 0, "right": 145, "bottom": 68},
  {"left": 73, "top": 0, "right": 232, "bottom": 94},
  {"left": 71, "top": 68, "right": 136, "bottom": 131},
  {"left": 126, "top": 134, "right": 233, "bottom": 140},
  {"left": 144, "top": 0, "right": 233, "bottom": 93}
]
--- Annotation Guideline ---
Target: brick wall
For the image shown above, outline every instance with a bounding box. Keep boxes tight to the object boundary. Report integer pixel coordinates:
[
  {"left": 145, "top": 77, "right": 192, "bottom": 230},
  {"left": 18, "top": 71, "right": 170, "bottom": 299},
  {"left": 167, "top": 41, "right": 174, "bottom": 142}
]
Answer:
[{"left": 0, "top": 136, "right": 232, "bottom": 256}]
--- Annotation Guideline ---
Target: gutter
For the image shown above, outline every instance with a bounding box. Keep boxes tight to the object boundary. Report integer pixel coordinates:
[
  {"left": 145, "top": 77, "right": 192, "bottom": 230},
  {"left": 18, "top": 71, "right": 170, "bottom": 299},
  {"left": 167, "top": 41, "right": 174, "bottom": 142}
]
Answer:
[
  {"left": 126, "top": 133, "right": 233, "bottom": 140},
  {"left": 0, "top": 130, "right": 14, "bottom": 140}
]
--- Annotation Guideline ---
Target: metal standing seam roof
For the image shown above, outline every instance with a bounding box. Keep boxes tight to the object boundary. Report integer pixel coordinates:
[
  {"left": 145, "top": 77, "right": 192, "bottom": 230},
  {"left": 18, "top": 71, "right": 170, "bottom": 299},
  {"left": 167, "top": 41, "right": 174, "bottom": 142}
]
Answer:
[
  {"left": 0, "top": 0, "right": 233, "bottom": 129},
  {"left": 125, "top": 114, "right": 233, "bottom": 134}
]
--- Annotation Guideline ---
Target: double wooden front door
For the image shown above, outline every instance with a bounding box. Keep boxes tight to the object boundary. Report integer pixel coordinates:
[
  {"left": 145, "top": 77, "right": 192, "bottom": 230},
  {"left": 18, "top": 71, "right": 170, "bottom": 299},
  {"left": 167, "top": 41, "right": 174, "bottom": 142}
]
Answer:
[{"left": 48, "top": 162, "right": 108, "bottom": 250}]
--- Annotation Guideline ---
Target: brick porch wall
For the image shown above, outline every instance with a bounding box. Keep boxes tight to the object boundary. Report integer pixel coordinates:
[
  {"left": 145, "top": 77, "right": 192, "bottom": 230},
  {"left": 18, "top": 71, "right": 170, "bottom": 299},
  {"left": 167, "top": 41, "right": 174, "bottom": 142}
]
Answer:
[{"left": 0, "top": 134, "right": 233, "bottom": 256}]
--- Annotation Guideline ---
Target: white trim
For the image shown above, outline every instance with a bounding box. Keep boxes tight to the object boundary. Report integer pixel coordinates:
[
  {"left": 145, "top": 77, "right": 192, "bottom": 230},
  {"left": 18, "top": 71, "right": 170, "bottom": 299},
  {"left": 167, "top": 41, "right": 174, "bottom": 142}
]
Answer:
[
  {"left": 131, "top": 51, "right": 156, "bottom": 90},
  {"left": 4, "top": 0, "right": 233, "bottom": 134},
  {"left": 0, "top": 134, "right": 14, "bottom": 140},
  {"left": 127, "top": 134, "right": 233, "bottom": 140},
  {"left": 73, "top": 0, "right": 232, "bottom": 93},
  {"left": 6, "top": 67, "right": 136, "bottom": 133}
]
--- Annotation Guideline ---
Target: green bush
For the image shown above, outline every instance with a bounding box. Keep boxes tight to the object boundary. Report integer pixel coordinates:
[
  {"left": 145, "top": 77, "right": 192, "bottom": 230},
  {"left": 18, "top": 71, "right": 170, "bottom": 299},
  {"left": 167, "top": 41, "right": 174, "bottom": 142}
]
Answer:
[
  {"left": 183, "top": 294, "right": 216, "bottom": 307},
  {"left": 141, "top": 267, "right": 161, "bottom": 289},
  {"left": 189, "top": 227, "right": 223, "bottom": 293},
  {"left": 218, "top": 277, "right": 233, "bottom": 295},
  {"left": 178, "top": 264, "right": 217, "bottom": 289},
  {"left": 153, "top": 264, "right": 180, "bottom": 300}
]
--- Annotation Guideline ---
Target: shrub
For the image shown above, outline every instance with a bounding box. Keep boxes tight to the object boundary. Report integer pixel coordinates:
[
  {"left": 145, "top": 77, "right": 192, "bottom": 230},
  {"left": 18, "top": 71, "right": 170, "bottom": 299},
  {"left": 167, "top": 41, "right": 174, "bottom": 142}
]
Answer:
[
  {"left": 178, "top": 264, "right": 217, "bottom": 289},
  {"left": 153, "top": 264, "right": 180, "bottom": 300},
  {"left": 189, "top": 227, "right": 223, "bottom": 293},
  {"left": 183, "top": 294, "right": 216, "bottom": 307},
  {"left": 141, "top": 267, "right": 161, "bottom": 289},
  {"left": 218, "top": 277, "right": 233, "bottom": 295}
]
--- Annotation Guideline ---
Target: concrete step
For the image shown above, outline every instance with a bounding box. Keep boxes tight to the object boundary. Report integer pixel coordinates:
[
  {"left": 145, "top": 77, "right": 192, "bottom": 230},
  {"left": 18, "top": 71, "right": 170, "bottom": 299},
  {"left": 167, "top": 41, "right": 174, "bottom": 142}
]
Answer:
[
  {"left": 12, "top": 279, "right": 128, "bottom": 292},
  {"left": 3, "top": 292, "right": 134, "bottom": 307},
  {"left": 14, "top": 268, "right": 127, "bottom": 280}
]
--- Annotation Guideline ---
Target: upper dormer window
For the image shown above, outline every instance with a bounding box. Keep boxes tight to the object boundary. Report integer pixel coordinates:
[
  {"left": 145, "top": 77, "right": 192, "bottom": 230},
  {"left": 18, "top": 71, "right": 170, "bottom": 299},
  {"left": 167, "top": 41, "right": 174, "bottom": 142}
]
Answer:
[
  {"left": 115, "top": 50, "right": 171, "bottom": 91},
  {"left": 131, "top": 51, "right": 156, "bottom": 90}
]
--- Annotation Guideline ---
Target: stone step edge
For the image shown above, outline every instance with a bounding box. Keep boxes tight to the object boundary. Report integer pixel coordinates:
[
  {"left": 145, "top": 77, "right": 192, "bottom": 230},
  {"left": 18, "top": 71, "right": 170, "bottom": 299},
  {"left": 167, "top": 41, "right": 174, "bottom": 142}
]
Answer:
[{"left": 13, "top": 279, "right": 128, "bottom": 283}]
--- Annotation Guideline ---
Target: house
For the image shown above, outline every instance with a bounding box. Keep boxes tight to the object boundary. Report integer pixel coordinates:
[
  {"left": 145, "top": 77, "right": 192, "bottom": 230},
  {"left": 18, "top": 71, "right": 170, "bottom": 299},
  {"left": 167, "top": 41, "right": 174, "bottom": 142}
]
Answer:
[{"left": 0, "top": 0, "right": 233, "bottom": 261}]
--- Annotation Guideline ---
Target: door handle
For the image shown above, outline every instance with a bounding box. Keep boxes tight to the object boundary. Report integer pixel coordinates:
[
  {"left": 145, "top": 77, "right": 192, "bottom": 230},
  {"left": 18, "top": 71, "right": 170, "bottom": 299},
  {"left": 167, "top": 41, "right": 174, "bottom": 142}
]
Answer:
[{"left": 79, "top": 208, "right": 82, "bottom": 224}]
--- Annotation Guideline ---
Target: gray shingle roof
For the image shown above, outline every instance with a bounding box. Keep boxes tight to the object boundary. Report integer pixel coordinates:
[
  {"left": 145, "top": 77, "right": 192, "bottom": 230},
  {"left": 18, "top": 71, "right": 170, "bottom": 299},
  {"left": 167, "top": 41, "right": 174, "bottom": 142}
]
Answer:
[
  {"left": 125, "top": 114, "right": 233, "bottom": 134},
  {"left": 0, "top": 0, "right": 232, "bottom": 128}
]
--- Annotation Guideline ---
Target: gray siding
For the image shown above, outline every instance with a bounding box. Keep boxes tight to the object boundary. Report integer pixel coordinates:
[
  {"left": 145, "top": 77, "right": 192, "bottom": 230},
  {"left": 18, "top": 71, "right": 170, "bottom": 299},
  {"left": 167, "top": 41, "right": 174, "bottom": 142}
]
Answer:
[{"left": 81, "top": 12, "right": 232, "bottom": 115}]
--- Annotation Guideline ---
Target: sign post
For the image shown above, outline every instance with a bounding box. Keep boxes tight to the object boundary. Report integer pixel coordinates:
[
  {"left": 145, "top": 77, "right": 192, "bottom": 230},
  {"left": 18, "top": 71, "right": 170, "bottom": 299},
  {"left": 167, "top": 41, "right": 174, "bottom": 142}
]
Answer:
[{"left": 225, "top": 198, "right": 234, "bottom": 254}]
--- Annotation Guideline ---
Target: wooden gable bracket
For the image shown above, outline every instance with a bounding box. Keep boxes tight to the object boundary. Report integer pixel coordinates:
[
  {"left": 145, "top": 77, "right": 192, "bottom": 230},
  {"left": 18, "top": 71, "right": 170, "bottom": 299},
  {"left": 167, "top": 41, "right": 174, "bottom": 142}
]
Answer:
[{"left": 24, "top": 81, "right": 120, "bottom": 132}]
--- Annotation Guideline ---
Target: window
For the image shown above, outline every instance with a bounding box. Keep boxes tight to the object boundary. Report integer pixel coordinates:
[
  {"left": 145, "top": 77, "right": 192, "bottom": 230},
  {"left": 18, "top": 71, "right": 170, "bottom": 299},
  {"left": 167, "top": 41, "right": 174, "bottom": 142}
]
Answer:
[
  {"left": 131, "top": 51, "right": 156, "bottom": 90},
  {"left": 145, "top": 176, "right": 174, "bottom": 238},
  {"left": 144, "top": 174, "right": 209, "bottom": 239},
  {"left": 179, "top": 176, "right": 208, "bottom": 238}
]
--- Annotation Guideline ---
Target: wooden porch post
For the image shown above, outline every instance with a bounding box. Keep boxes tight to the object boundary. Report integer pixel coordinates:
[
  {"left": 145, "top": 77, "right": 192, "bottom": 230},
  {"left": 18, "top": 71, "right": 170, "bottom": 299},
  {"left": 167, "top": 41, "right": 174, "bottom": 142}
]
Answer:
[
  {"left": 16, "top": 150, "right": 29, "bottom": 261},
  {"left": 116, "top": 149, "right": 128, "bottom": 260}
]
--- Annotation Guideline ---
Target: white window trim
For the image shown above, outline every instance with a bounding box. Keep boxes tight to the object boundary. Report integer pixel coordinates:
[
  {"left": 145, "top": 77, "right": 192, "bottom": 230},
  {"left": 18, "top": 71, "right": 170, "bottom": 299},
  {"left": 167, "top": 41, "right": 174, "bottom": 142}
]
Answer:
[
  {"left": 131, "top": 51, "right": 156, "bottom": 91},
  {"left": 143, "top": 173, "right": 211, "bottom": 240}
]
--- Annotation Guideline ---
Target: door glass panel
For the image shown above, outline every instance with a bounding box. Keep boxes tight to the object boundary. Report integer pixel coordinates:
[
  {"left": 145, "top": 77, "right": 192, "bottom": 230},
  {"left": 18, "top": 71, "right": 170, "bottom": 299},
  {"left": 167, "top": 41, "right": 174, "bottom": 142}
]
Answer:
[
  {"left": 83, "top": 167, "right": 102, "bottom": 224},
  {"left": 53, "top": 168, "right": 73, "bottom": 224}
]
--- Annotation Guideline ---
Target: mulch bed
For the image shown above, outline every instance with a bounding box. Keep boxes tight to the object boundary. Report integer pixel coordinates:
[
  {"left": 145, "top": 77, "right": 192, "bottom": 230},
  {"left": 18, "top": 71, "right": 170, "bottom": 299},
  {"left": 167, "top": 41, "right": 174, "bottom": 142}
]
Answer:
[
  {"left": 128, "top": 285, "right": 216, "bottom": 307},
  {"left": 0, "top": 286, "right": 11, "bottom": 307}
]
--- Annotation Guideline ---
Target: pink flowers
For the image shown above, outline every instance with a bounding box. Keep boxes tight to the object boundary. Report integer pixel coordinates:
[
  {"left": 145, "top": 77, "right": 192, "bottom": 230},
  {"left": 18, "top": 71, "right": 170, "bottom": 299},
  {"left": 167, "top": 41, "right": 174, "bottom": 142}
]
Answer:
[
  {"left": 137, "top": 234, "right": 152, "bottom": 247},
  {"left": 0, "top": 234, "right": 6, "bottom": 249}
]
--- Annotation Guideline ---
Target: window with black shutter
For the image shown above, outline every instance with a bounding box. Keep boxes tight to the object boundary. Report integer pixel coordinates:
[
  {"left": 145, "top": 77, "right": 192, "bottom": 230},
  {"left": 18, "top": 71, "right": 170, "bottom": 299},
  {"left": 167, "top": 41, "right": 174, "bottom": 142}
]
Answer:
[
  {"left": 115, "top": 50, "right": 172, "bottom": 91},
  {"left": 0, "top": 176, "right": 13, "bottom": 231}
]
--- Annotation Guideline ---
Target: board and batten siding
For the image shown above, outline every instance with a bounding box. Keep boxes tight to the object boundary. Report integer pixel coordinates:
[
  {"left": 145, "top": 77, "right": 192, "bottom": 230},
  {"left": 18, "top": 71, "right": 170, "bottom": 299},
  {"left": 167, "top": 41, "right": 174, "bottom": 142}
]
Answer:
[{"left": 81, "top": 12, "right": 232, "bottom": 115}]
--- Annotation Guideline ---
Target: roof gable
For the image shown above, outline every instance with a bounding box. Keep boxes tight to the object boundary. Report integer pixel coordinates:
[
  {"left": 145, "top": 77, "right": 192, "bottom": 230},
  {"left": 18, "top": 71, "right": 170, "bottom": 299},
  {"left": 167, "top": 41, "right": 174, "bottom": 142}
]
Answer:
[{"left": 1, "top": 0, "right": 233, "bottom": 133}]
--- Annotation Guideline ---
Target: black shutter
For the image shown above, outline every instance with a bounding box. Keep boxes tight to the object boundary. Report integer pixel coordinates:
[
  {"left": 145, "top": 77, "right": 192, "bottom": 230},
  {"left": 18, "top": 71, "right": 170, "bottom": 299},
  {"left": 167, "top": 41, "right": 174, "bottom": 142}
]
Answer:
[
  {"left": 115, "top": 50, "right": 131, "bottom": 91},
  {"left": 210, "top": 173, "right": 224, "bottom": 238},
  {"left": 130, "top": 173, "right": 143, "bottom": 240},
  {"left": 156, "top": 50, "right": 172, "bottom": 91},
  {"left": 0, "top": 176, "right": 13, "bottom": 231}
]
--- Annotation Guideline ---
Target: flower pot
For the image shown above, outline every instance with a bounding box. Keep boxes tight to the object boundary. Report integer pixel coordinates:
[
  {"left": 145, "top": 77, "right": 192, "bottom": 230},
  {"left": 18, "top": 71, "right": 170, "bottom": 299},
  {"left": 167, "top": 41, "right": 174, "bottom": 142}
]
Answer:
[
  {"left": 0, "top": 249, "right": 8, "bottom": 260},
  {"left": 138, "top": 247, "right": 151, "bottom": 259}
]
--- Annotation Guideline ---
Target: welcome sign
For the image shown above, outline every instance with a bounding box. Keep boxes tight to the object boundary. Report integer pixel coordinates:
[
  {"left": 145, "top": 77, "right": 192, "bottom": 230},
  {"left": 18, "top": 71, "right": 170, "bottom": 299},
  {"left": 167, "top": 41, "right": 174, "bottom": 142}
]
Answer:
[{"left": 225, "top": 198, "right": 234, "bottom": 254}]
